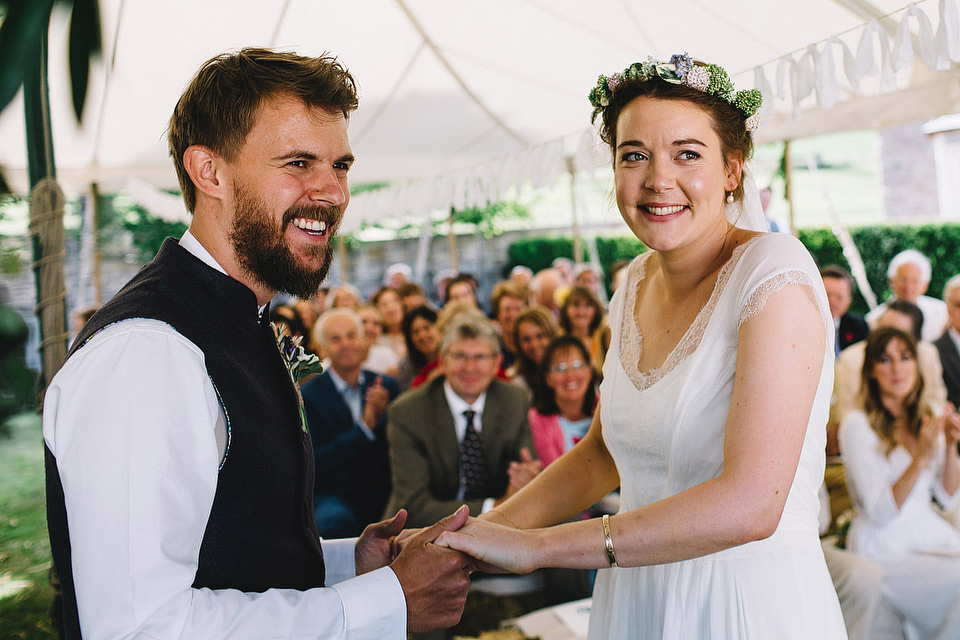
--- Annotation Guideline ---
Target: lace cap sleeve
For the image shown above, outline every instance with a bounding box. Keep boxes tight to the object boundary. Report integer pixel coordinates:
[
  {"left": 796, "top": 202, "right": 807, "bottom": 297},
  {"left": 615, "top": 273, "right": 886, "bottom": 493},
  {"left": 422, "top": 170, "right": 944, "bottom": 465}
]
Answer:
[{"left": 736, "top": 234, "right": 828, "bottom": 328}]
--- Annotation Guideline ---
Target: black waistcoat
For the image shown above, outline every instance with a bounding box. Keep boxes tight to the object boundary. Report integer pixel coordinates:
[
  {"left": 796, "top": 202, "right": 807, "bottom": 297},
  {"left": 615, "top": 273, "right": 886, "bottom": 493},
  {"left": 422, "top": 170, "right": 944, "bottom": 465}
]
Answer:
[{"left": 45, "top": 238, "right": 325, "bottom": 638}]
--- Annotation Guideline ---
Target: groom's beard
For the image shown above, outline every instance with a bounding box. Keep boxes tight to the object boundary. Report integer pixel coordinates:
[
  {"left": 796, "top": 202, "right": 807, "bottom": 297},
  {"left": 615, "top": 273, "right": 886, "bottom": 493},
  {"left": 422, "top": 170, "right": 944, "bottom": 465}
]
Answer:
[{"left": 229, "top": 184, "right": 338, "bottom": 299}]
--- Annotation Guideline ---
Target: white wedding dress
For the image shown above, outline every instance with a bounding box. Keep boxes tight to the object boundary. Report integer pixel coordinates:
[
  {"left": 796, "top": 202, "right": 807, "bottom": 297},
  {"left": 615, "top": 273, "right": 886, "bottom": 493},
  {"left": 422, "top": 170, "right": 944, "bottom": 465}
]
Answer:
[{"left": 590, "top": 232, "right": 847, "bottom": 639}]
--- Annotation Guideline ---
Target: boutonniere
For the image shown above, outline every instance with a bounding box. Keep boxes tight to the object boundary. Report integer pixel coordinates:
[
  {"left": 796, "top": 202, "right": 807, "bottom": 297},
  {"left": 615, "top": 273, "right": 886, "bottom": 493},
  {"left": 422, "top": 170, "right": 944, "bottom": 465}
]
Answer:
[
  {"left": 272, "top": 323, "right": 323, "bottom": 434},
  {"left": 273, "top": 323, "right": 323, "bottom": 382}
]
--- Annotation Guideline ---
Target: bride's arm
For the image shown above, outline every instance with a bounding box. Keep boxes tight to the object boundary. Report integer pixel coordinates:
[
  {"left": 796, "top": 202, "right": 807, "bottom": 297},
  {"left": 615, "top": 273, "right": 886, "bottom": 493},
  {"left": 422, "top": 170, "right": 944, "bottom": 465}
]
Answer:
[
  {"left": 483, "top": 409, "right": 620, "bottom": 530},
  {"left": 439, "top": 283, "right": 825, "bottom": 572}
]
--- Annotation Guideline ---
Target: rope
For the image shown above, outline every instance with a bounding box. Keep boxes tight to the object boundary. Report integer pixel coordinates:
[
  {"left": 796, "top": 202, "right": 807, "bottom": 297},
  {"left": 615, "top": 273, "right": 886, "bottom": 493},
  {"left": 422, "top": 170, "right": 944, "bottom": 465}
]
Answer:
[{"left": 29, "top": 177, "right": 69, "bottom": 386}]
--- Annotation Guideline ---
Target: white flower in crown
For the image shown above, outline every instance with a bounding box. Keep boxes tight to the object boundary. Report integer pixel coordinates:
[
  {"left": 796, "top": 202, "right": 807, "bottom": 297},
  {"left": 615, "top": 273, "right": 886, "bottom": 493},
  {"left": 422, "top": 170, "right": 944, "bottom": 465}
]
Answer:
[
  {"left": 684, "top": 66, "right": 710, "bottom": 92},
  {"left": 745, "top": 112, "right": 763, "bottom": 133}
]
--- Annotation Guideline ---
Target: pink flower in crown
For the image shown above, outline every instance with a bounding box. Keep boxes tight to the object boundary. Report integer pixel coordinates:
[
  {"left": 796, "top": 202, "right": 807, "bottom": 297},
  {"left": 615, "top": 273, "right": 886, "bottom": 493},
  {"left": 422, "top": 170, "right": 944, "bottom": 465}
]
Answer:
[
  {"left": 607, "top": 73, "right": 622, "bottom": 91},
  {"left": 684, "top": 66, "right": 710, "bottom": 91}
]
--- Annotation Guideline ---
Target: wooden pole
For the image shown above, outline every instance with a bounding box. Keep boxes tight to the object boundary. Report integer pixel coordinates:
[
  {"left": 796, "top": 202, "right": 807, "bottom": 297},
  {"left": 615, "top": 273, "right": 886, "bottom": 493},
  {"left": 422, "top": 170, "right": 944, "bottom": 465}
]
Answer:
[
  {"left": 24, "top": 9, "right": 68, "bottom": 389},
  {"left": 447, "top": 207, "right": 459, "bottom": 273},
  {"left": 91, "top": 182, "right": 102, "bottom": 304},
  {"left": 337, "top": 234, "right": 349, "bottom": 283},
  {"left": 567, "top": 156, "right": 581, "bottom": 264},
  {"left": 784, "top": 139, "right": 797, "bottom": 236}
]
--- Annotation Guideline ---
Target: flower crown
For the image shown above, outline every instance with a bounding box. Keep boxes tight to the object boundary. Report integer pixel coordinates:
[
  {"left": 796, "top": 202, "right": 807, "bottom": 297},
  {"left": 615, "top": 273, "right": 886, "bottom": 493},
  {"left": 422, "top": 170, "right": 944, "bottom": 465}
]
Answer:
[{"left": 588, "top": 53, "right": 763, "bottom": 133}]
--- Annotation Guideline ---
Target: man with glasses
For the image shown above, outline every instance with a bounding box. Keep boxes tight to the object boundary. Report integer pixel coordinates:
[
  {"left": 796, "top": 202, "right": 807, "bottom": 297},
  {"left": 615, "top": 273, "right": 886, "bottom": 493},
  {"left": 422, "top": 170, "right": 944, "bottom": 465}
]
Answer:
[
  {"left": 385, "top": 310, "right": 539, "bottom": 526},
  {"left": 384, "top": 310, "right": 542, "bottom": 637}
]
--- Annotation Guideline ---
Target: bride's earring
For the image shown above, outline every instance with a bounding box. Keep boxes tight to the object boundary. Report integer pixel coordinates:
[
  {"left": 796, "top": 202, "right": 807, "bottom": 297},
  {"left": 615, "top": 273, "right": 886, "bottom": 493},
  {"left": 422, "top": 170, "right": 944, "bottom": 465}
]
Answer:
[{"left": 725, "top": 192, "right": 734, "bottom": 204}]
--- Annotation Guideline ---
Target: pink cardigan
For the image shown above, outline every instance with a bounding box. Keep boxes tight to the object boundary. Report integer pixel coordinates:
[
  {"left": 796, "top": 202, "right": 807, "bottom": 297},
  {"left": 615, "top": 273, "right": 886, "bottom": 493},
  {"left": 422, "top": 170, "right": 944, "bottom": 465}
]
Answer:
[{"left": 527, "top": 409, "right": 565, "bottom": 467}]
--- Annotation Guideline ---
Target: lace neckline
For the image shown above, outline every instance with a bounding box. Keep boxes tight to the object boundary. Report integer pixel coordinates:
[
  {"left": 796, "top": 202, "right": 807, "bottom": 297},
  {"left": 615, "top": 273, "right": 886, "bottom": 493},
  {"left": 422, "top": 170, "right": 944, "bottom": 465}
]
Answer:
[{"left": 619, "top": 236, "right": 761, "bottom": 391}]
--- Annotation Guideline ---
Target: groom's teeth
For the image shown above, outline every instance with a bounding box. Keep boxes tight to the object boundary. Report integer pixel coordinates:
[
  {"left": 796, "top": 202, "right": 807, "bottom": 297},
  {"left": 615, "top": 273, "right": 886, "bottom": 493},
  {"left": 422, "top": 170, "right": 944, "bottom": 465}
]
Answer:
[
  {"left": 293, "top": 218, "right": 328, "bottom": 233},
  {"left": 645, "top": 205, "right": 685, "bottom": 215}
]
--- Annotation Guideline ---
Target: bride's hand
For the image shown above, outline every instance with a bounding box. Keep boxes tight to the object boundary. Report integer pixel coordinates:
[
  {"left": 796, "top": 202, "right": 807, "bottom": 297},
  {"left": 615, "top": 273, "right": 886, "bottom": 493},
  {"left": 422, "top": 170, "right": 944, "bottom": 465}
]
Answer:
[{"left": 434, "top": 517, "right": 540, "bottom": 574}]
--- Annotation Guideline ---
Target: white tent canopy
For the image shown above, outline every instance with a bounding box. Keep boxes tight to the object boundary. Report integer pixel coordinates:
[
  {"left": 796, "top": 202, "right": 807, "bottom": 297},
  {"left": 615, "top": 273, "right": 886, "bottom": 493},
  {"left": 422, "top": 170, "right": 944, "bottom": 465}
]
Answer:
[{"left": 1, "top": 0, "right": 959, "bottom": 231}]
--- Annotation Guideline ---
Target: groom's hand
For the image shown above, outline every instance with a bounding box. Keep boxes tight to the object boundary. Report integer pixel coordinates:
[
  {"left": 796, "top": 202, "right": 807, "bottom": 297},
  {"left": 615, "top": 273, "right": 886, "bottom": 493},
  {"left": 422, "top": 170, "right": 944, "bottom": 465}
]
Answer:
[
  {"left": 390, "top": 505, "right": 472, "bottom": 633},
  {"left": 355, "top": 509, "right": 408, "bottom": 575}
]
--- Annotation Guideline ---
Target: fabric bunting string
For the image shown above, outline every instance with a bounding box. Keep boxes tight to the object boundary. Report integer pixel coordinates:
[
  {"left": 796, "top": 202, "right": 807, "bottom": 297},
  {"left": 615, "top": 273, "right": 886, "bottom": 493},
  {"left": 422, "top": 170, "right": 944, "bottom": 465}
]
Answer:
[{"left": 348, "top": 0, "right": 959, "bottom": 223}]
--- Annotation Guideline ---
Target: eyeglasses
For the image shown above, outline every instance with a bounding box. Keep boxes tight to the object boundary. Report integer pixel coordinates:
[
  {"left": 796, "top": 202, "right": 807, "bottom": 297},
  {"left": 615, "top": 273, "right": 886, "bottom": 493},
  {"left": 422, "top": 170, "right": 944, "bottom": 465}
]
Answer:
[
  {"left": 447, "top": 352, "right": 497, "bottom": 365},
  {"left": 549, "top": 359, "right": 587, "bottom": 374}
]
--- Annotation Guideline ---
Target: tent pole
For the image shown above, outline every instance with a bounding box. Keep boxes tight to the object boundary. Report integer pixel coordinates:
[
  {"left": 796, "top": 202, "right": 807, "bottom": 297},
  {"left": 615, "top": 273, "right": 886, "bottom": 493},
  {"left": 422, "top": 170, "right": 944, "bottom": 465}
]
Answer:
[
  {"left": 447, "top": 207, "right": 458, "bottom": 273},
  {"left": 784, "top": 139, "right": 797, "bottom": 236},
  {"left": 337, "top": 235, "right": 349, "bottom": 283},
  {"left": 24, "top": 10, "right": 68, "bottom": 390},
  {"left": 567, "top": 156, "right": 581, "bottom": 264},
  {"left": 91, "top": 182, "right": 102, "bottom": 305}
]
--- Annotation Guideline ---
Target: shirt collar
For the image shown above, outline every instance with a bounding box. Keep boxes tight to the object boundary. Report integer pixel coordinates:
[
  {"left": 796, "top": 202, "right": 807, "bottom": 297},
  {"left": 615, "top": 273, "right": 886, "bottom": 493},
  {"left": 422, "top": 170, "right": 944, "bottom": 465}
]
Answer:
[
  {"left": 328, "top": 367, "right": 365, "bottom": 392},
  {"left": 180, "top": 230, "right": 267, "bottom": 317},
  {"left": 443, "top": 379, "right": 487, "bottom": 417},
  {"left": 180, "top": 229, "right": 227, "bottom": 275}
]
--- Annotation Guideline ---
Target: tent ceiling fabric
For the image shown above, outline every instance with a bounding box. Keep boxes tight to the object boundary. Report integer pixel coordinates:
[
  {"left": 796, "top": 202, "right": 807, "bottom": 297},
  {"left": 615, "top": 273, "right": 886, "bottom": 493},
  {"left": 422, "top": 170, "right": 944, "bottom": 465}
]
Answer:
[{"left": 1, "top": 0, "right": 958, "bottom": 230}]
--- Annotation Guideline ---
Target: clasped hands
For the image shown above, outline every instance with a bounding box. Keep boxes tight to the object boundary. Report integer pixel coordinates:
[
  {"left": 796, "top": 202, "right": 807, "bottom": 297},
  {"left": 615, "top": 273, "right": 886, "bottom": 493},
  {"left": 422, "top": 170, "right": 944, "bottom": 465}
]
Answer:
[{"left": 353, "top": 504, "right": 536, "bottom": 632}]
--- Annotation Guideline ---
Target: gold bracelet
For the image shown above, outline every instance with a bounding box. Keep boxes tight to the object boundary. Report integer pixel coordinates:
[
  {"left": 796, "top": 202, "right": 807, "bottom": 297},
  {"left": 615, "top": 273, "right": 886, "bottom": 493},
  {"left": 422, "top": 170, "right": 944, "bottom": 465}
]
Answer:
[
  {"left": 602, "top": 514, "right": 618, "bottom": 567},
  {"left": 490, "top": 508, "right": 522, "bottom": 529}
]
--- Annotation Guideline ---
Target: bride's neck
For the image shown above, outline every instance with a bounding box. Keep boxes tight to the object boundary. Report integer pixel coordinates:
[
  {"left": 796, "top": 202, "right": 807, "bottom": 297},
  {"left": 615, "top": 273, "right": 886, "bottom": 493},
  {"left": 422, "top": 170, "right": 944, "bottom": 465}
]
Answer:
[{"left": 657, "top": 223, "right": 739, "bottom": 297}]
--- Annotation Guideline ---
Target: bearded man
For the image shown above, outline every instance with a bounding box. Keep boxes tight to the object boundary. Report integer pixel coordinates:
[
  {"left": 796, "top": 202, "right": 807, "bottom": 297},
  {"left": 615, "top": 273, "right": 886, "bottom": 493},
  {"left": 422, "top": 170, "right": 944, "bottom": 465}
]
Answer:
[{"left": 43, "top": 49, "right": 470, "bottom": 639}]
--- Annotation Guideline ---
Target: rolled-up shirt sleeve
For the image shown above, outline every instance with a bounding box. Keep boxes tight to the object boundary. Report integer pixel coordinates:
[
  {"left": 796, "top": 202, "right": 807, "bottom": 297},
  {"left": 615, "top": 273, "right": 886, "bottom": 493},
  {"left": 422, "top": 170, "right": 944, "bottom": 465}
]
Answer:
[{"left": 43, "top": 319, "right": 406, "bottom": 639}]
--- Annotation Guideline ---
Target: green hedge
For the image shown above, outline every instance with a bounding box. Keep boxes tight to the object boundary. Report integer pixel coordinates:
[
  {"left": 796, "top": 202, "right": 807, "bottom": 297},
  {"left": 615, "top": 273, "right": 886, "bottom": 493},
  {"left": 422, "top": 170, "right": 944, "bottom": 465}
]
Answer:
[{"left": 507, "top": 223, "right": 960, "bottom": 314}]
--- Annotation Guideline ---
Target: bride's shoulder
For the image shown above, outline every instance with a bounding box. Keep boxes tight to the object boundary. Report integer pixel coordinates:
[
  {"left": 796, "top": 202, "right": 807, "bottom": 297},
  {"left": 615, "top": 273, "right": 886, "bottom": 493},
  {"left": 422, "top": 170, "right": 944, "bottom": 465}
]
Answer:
[{"left": 735, "top": 231, "right": 816, "bottom": 273}]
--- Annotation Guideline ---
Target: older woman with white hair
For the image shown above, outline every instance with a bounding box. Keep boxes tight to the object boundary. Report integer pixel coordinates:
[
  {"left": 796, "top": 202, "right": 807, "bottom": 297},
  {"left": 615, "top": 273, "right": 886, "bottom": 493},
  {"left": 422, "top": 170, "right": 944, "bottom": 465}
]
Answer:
[{"left": 866, "top": 249, "right": 949, "bottom": 342}]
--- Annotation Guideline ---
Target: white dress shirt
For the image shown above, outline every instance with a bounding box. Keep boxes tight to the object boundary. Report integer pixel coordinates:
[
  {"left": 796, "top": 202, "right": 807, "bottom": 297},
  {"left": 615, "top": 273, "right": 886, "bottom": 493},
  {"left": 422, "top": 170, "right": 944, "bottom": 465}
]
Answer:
[
  {"left": 42, "top": 231, "right": 405, "bottom": 639},
  {"left": 441, "top": 382, "right": 495, "bottom": 513},
  {"left": 327, "top": 368, "right": 375, "bottom": 440}
]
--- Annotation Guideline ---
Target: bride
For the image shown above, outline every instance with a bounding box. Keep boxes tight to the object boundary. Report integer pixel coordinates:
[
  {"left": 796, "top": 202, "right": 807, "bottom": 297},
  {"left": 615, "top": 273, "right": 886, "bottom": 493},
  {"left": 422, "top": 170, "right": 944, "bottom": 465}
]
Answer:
[{"left": 436, "top": 55, "right": 847, "bottom": 638}]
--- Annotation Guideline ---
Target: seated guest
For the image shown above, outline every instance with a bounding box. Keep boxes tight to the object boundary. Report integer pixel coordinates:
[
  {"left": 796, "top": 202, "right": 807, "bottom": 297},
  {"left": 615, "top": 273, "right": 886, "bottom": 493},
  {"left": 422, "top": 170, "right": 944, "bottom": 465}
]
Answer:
[
  {"left": 839, "top": 327, "right": 960, "bottom": 640},
  {"left": 371, "top": 286, "right": 407, "bottom": 360},
  {"left": 834, "top": 300, "right": 946, "bottom": 429},
  {"left": 572, "top": 263, "right": 605, "bottom": 306},
  {"left": 528, "top": 336, "right": 597, "bottom": 467},
  {"left": 357, "top": 304, "right": 399, "bottom": 377},
  {"left": 529, "top": 268, "right": 563, "bottom": 317},
  {"left": 558, "top": 286, "right": 605, "bottom": 372},
  {"left": 294, "top": 286, "right": 328, "bottom": 338},
  {"left": 934, "top": 275, "right": 960, "bottom": 407},
  {"left": 446, "top": 274, "right": 480, "bottom": 310},
  {"left": 329, "top": 282, "right": 362, "bottom": 310},
  {"left": 385, "top": 262, "right": 412, "bottom": 290},
  {"left": 821, "top": 264, "right": 869, "bottom": 355},
  {"left": 302, "top": 309, "right": 400, "bottom": 538},
  {"left": 816, "top": 482, "right": 899, "bottom": 640},
  {"left": 270, "top": 304, "right": 312, "bottom": 355},
  {"left": 490, "top": 281, "right": 526, "bottom": 370},
  {"left": 866, "top": 250, "right": 948, "bottom": 342},
  {"left": 509, "top": 265, "right": 533, "bottom": 297},
  {"left": 385, "top": 312, "right": 542, "bottom": 637},
  {"left": 396, "top": 306, "right": 441, "bottom": 391},
  {"left": 399, "top": 282, "right": 430, "bottom": 313},
  {"left": 507, "top": 306, "right": 559, "bottom": 405},
  {"left": 609, "top": 259, "right": 631, "bottom": 294},
  {"left": 385, "top": 311, "right": 539, "bottom": 527}
]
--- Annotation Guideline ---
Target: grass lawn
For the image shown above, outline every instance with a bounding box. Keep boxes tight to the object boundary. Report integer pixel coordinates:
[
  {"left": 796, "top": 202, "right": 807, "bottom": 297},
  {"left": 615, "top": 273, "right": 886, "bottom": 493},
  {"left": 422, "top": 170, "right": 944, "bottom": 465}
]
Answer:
[{"left": 0, "top": 412, "right": 58, "bottom": 639}]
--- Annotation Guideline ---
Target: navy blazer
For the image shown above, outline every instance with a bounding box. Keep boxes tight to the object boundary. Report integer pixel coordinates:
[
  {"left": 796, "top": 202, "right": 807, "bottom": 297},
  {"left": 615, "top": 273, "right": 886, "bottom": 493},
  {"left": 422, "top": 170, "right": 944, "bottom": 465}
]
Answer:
[
  {"left": 301, "top": 369, "right": 400, "bottom": 529},
  {"left": 934, "top": 332, "right": 960, "bottom": 408},
  {"left": 837, "top": 312, "right": 869, "bottom": 352}
]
